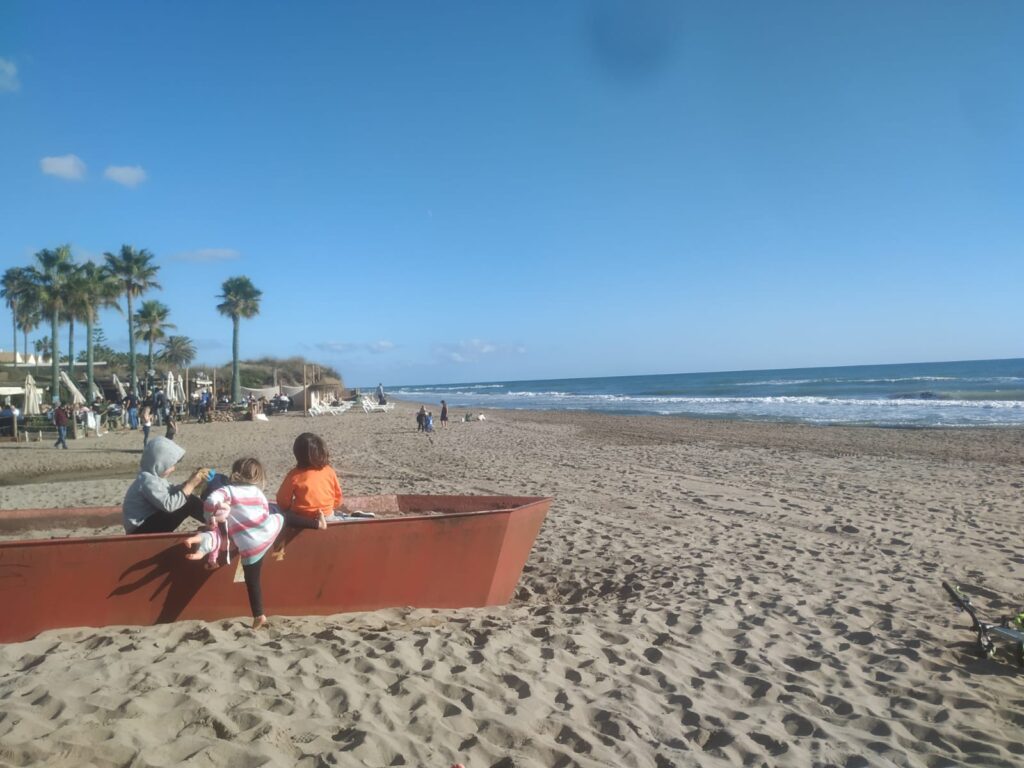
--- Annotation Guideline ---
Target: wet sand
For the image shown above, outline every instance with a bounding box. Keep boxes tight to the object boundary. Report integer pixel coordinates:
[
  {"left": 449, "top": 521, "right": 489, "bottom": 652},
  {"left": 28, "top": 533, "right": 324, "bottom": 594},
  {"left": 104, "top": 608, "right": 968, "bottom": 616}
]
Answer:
[{"left": 1, "top": 403, "right": 1023, "bottom": 767}]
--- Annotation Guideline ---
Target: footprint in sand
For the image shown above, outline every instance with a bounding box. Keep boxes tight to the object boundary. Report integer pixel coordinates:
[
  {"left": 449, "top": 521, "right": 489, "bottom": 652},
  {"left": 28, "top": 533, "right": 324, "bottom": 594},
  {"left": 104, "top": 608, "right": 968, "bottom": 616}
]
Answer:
[
  {"left": 555, "top": 725, "right": 592, "bottom": 755},
  {"left": 782, "top": 713, "right": 815, "bottom": 737},
  {"left": 501, "top": 673, "right": 532, "bottom": 699}
]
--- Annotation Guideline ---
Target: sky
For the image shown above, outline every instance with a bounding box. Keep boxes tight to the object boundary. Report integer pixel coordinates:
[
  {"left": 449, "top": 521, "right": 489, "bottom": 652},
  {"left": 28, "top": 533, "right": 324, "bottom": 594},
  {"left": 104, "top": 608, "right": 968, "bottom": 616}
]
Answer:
[{"left": 1, "top": 1, "right": 1022, "bottom": 387}]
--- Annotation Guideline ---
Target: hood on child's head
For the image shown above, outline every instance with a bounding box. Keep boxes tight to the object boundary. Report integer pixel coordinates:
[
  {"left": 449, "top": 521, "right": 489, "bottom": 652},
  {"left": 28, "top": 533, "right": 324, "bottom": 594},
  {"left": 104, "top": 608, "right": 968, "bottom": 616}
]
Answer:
[{"left": 139, "top": 436, "right": 186, "bottom": 476}]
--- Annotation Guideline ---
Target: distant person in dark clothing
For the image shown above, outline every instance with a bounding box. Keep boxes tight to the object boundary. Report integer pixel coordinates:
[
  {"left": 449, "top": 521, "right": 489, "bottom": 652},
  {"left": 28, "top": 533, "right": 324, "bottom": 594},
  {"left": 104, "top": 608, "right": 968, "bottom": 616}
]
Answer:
[
  {"left": 124, "top": 391, "right": 139, "bottom": 430},
  {"left": 440, "top": 400, "right": 448, "bottom": 428},
  {"left": 416, "top": 405, "right": 426, "bottom": 431},
  {"left": 53, "top": 403, "right": 69, "bottom": 449}
]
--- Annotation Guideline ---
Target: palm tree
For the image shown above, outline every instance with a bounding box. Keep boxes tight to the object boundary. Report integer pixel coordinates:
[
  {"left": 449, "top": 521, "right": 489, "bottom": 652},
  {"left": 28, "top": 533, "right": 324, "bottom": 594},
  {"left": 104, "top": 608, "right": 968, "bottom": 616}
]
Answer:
[
  {"left": 216, "top": 276, "right": 262, "bottom": 402},
  {"left": 134, "top": 300, "right": 175, "bottom": 381},
  {"left": 27, "top": 245, "right": 74, "bottom": 400},
  {"left": 62, "top": 265, "right": 91, "bottom": 382},
  {"left": 1, "top": 267, "right": 33, "bottom": 366},
  {"left": 34, "top": 335, "right": 52, "bottom": 358},
  {"left": 104, "top": 245, "right": 160, "bottom": 395},
  {"left": 18, "top": 295, "right": 41, "bottom": 363},
  {"left": 75, "top": 262, "right": 122, "bottom": 401},
  {"left": 159, "top": 335, "right": 197, "bottom": 368}
]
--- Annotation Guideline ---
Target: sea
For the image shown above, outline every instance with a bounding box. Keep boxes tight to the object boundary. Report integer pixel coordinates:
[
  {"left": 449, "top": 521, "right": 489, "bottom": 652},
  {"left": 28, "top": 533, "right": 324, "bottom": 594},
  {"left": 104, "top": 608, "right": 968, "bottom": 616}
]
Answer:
[{"left": 392, "top": 358, "right": 1024, "bottom": 428}]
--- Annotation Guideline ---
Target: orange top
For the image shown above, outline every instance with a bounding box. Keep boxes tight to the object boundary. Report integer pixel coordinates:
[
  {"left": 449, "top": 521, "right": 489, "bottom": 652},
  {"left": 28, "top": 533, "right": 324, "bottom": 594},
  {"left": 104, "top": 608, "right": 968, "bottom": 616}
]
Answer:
[{"left": 276, "top": 466, "right": 343, "bottom": 518}]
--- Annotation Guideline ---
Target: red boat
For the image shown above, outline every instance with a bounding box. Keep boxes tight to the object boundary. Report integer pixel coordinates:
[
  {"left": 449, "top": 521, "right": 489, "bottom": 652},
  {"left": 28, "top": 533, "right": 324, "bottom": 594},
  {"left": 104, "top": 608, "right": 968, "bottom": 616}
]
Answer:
[{"left": 0, "top": 494, "right": 551, "bottom": 644}]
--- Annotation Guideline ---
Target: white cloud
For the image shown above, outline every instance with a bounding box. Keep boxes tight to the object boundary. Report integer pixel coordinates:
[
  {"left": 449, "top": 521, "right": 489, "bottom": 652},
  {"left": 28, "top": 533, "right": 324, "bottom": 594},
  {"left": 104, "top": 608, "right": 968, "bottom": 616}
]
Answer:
[
  {"left": 40, "top": 154, "right": 86, "bottom": 180},
  {"left": 104, "top": 165, "right": 147, "bottom": 187},
  {"left": 0, "top": 58, "right": 18, "bottom": 92},
  {"left": 173, "top": 248, "right": 241, "bottom": 263},
  {"left": 316, "top": 340, "right": 396, "bottom": 355},
  {"left": 433, "top": 339, "right": 520, "bottom": 364}
]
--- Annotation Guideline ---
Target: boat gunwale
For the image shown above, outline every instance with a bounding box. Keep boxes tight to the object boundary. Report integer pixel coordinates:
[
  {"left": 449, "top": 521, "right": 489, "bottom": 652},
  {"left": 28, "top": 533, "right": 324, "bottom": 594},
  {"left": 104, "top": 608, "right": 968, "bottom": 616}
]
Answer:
[{"left": 0, "top": 495, "right": 553, "bottom": 549}]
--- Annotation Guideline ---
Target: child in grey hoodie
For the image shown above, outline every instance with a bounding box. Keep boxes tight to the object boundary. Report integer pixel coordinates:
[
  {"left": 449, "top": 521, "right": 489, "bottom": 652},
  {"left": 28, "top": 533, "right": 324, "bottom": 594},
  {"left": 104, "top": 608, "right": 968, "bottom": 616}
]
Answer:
[{"left": 122, "top": 437, "right": 209, "bottom": 534}]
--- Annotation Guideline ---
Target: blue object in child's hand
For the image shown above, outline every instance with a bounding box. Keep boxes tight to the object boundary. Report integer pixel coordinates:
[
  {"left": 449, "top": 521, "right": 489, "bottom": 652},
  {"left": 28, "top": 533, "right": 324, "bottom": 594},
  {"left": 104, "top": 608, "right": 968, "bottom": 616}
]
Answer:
[{"left": 207, "top": 469, "right": 217, "bottom": 482}]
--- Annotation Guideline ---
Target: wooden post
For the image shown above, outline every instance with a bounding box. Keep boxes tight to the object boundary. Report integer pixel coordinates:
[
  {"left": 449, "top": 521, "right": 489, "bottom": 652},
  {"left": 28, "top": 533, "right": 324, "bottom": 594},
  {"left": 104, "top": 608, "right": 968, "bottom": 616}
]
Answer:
[
  {"left": 212, "top": 369, "right": 217, "bottom": 410},
  {"left": 303, "top": 365, "right": 308, "bottom": 417}
]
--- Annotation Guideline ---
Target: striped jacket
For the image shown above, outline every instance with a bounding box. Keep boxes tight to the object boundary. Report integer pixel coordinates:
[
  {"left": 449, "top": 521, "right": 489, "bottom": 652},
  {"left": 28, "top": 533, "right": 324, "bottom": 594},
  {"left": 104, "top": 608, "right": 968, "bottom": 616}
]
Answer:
[{"left": 202, "top": 484, "right": 283, "bottom": 564}]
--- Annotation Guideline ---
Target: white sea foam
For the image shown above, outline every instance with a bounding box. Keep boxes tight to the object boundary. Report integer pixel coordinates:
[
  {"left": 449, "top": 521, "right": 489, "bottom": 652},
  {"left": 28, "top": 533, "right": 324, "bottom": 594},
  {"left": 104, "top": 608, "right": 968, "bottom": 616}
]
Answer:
[{"left": 394, "top": 389, "right": 1024, "bottom": 427}]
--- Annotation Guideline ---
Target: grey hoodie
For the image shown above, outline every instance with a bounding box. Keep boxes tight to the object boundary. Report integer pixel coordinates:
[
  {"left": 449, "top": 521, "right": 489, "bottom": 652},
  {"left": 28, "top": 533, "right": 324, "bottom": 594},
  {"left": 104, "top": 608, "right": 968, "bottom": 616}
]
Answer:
[{"left": 122, "top": 437, "right": 189, "bottom": 532}]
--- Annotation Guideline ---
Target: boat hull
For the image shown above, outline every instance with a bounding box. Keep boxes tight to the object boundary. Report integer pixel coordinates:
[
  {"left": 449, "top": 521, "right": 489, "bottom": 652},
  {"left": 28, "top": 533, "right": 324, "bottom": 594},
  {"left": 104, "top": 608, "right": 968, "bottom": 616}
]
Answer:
[{"left": 0, "top": 495, "right": 550, "bottom": 643}]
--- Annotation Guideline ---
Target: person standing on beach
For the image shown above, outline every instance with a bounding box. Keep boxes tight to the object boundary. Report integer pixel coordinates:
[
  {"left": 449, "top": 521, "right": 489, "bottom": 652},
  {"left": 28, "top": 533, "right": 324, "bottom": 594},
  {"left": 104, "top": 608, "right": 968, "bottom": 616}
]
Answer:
[
  {"left": 198, "top": 388, "right": 211, "bottom": 423},
  {"left": 124, "top": 390, "right": 139, "bottom": 430},
  {"left": 440, "top": 400, "right": 448, "bottom": 428},
  {"left": 53, "top": 402, "right": 69, "bottom": 449},
  {"left": 140, "top": 405, "right": 152, "bottom": 447},
  {"left": 376, "top": 382, "right": 387, "bottom": 405}
]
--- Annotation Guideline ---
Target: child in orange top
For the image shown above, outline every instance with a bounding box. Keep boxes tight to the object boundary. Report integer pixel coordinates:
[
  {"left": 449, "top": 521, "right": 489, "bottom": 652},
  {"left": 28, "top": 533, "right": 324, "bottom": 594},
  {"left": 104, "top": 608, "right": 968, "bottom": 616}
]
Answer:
[{"left": 276, "top": 432, "right": 341, "bottom": 530}]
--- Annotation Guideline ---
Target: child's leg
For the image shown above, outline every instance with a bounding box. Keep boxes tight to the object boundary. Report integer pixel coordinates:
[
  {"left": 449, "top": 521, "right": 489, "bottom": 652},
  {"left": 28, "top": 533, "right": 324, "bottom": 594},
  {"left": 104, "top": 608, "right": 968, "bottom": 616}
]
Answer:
[
  {"left": 276, "top": 510, "right": 326, "bottom": 530},
  {"left": 242, "top": 558, "right": 266, "bottom": 628},
  {"left": 184, "top": 529, "right": 217, "bottom": 560}
]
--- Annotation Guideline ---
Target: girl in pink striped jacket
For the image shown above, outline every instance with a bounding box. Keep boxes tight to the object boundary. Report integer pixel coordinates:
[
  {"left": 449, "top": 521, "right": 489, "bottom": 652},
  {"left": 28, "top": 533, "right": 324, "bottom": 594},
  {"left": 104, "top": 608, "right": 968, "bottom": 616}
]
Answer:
[{"left": 184, "top": 457, "right": 283, "bottom": 629}]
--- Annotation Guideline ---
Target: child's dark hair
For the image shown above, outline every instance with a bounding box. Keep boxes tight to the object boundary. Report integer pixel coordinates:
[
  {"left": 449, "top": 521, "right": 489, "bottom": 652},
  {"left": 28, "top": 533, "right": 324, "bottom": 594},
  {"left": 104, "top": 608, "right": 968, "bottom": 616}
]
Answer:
[
  {"left": 230, "top": 457, "right": 265, "bottom": 488},
  {"left": 293, "top": 432, "right": 329, "bottom": 470}
]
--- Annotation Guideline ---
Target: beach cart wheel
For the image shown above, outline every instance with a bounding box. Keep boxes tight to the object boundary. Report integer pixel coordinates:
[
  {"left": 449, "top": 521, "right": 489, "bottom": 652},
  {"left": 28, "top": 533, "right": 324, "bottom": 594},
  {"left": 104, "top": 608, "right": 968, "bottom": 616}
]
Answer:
[{"left": 977, "top": 631, "right": 996, "bottom": 659}]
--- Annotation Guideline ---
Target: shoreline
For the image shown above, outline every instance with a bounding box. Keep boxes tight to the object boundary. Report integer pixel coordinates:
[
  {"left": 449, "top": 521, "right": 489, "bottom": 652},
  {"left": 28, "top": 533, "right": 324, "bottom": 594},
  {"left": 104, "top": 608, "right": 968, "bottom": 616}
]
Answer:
[{"left": 2, "top": 400, "right": 1023, "bottom": 765}]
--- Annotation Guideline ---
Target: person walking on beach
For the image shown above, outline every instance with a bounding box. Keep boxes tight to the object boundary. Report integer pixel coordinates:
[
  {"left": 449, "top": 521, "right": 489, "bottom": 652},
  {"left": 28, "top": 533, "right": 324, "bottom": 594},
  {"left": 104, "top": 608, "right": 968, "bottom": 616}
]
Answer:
[
  {"left": 376, "top": 382, "right": 387, "bottom": 405},
  {"left": 184, "top": 457, "right": 283, "bottom": 630},
  {"left": 52, "top": 402, "right": 69, "bottom": 449},
  {"left": 440, "top": 400, "right": 448, "bottom": 428},
  {"left": 416, "top": 405, "right": 426, "bottom": 431}
]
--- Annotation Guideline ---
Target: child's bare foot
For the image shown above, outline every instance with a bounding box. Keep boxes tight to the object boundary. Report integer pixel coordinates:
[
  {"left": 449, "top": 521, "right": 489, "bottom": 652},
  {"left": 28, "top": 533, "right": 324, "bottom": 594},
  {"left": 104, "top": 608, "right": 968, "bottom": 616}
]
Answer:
[
  {"left": 252, "top": 615, "right": 267, "bottom": 630},
  {"left": 184, "top": 534, "right": 205, "bottom": 560},
  {"left": 317, "top": 512, "right": 327, "bottom": 530}
]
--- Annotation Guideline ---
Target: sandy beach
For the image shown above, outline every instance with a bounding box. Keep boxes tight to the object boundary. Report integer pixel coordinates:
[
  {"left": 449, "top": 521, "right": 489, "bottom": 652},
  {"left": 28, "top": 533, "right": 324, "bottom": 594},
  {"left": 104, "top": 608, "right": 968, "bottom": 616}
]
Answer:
[{"left": 2, "top": 402, "right": 1024, "bottom": 767}]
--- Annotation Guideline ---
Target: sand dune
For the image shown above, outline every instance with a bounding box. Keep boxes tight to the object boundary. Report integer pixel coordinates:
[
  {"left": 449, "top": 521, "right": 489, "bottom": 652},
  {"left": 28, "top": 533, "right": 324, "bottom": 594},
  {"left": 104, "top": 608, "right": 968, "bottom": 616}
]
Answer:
[{"left": 1, "top": 404, "right": 1023, "bottom": 767}]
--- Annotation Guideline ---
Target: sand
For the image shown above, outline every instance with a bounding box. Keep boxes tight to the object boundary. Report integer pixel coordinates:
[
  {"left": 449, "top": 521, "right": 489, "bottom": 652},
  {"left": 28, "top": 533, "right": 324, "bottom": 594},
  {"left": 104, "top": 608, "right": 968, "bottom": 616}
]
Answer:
[{"left": 1, "top": 403, "right": 1024, "bottom": 767}]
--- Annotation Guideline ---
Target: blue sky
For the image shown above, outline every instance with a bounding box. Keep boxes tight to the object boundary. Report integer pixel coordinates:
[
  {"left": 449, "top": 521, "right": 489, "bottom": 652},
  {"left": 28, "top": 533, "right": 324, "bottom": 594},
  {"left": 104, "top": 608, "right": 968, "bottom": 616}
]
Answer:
[{"left": 1, "top": 1, "right": 1022, "bottom": 387}]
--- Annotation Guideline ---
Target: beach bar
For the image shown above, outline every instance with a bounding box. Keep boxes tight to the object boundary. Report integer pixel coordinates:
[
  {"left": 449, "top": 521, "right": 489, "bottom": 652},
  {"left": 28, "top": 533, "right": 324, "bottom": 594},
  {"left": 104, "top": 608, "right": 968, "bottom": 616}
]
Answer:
[{"left": 0, "top": 494, "right": 551, "bottom": 644}]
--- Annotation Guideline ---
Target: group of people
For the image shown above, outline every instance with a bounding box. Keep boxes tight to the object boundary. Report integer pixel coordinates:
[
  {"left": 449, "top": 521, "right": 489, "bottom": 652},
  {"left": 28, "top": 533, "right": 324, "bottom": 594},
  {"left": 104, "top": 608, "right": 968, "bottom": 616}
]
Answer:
[
  {"left": 121, "top": 432, "right": 343, "bottom": 629},
  {"left": 416, "top": 400, "right": 448, "bottom": 433},
  {"left": 123, "top": 387, "right": 174, "bottom": 432}
]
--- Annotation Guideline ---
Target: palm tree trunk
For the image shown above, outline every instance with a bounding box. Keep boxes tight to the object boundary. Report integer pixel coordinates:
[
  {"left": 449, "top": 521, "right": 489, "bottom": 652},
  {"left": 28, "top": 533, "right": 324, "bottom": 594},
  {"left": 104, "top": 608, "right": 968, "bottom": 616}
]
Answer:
[
  {"left": 50, "top": 308, "right": 60, "bottom": 404},
  {"left": 232, "top": 315, "right": 240, "bottom": 403},
  {"left": 10, "top": 301, "right": 17, "bottom": 366},
  {"left": 22, "top": 328, "right": 28, "bottom": 362},
  {"left": 127, "top": 292, "right": 137, "bottom": 395},
  {"left": 148, "top": 337, "right": 155, "bottom": 382},
  {"left": 86, "top": 318, "right": 95, "bottom": 402},
  {"left": 68, "top": 317, "right": 75, "bottom": 381}
]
